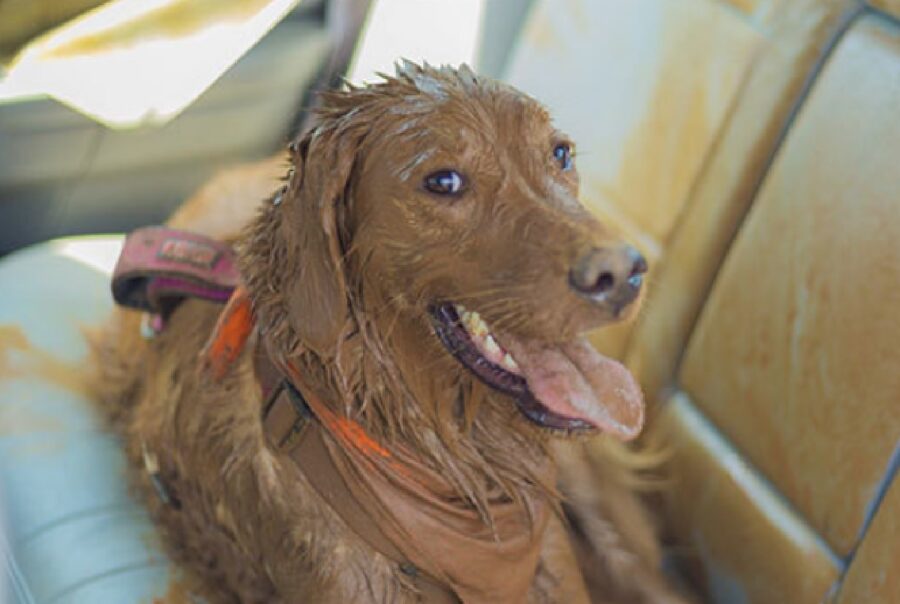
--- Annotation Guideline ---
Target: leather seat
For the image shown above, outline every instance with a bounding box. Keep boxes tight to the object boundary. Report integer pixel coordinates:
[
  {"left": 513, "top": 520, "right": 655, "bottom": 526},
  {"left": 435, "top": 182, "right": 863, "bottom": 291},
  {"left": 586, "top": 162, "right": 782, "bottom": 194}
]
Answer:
[
  {"left": 654, "top": 12, "right": 900, "bottom": 602},
  {"left": 0, "top": 237, "right": 175, "bottom": 603}
]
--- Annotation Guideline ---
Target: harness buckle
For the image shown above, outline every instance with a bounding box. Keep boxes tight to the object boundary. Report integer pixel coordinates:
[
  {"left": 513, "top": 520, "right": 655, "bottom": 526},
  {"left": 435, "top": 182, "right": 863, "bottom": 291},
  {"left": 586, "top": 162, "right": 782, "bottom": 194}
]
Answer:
[{"left": 262, "top": 378, "right": 314, "bottom": 450}]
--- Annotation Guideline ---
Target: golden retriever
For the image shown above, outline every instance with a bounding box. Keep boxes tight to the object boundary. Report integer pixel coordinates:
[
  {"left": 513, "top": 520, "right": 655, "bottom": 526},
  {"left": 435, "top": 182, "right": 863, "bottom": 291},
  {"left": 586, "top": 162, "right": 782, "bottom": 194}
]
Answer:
[{"left": 91, "top": 62, "right": 687, "bottom": 603}]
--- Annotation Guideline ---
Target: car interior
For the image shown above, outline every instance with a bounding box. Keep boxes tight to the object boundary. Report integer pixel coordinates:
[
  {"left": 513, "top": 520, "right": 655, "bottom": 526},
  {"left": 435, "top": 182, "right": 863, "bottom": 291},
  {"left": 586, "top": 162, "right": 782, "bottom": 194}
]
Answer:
[{"left": 1, "top": 0, "right": 898, "bottom": 602}]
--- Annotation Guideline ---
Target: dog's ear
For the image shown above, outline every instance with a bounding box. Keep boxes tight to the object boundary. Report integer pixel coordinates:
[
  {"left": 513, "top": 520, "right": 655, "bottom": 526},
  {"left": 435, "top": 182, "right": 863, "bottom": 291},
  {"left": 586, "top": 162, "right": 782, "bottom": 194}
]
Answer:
[{"left": 280, "top": 124, "right": 359, "bottom": 358}]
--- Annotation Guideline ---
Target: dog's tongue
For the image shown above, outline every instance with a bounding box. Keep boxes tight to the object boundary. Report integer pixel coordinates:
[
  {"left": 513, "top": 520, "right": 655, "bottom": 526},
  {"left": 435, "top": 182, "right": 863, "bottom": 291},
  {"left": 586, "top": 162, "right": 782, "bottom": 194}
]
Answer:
[{"left": 502, "top": 336, "right": 645, "bottom": 440}]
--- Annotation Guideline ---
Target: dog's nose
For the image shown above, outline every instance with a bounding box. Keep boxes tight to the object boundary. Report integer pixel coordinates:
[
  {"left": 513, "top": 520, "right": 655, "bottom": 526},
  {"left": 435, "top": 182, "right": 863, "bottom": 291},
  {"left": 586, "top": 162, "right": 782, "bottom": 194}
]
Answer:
[{"left": 569, "top": 246, "right": 647, "bottom": 308}]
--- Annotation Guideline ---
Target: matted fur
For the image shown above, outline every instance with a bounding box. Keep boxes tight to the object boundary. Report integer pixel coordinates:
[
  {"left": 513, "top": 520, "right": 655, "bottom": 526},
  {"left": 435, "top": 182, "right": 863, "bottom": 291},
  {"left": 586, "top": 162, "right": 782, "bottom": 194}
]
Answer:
[{"left": 90, "top": 63, "right": 688, "bottom": 603}]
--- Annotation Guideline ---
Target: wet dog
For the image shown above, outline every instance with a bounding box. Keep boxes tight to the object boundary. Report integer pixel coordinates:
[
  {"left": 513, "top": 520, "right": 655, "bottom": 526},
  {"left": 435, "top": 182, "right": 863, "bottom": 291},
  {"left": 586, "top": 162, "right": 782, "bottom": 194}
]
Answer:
[{"left": 92, "top": 63, "right": 686, "bottom": 603}]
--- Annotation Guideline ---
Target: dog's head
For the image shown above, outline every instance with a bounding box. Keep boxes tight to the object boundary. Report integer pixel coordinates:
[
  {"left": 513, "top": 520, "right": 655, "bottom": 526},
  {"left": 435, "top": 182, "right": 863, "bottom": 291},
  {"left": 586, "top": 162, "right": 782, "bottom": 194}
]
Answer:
[{"left": 250, "top": 63, "right": 645, "bottom": 442}]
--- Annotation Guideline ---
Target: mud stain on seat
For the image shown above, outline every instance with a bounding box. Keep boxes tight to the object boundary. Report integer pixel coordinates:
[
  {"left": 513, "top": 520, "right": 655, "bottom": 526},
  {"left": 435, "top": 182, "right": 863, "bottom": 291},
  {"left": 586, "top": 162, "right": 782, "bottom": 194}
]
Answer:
[
  {"left": 0, "top": 324, "right": 87, "bottom": 395},
  {"left": 0, "top": 324, "right": 89, "bottom": 439}
]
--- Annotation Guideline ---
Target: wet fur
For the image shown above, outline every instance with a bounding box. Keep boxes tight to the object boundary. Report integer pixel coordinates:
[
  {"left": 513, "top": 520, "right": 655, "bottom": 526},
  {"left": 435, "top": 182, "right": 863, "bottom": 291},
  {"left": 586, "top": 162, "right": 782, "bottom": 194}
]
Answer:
[{"left": 90, "top": 64, "right": 687, "bottom": 603}]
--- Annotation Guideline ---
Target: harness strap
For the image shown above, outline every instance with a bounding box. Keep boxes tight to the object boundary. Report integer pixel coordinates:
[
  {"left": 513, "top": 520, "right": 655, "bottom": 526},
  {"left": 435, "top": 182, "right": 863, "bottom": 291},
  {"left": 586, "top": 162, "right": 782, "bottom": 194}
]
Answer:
[
  {"left": 254, "top": 350, "right": 460, "bottom": 604},
  {"left": 111, "top": 226, "right": 239, "bottom": 318},
  {"left": 202, "top": 287, "right": 253, "bottom": 380}
]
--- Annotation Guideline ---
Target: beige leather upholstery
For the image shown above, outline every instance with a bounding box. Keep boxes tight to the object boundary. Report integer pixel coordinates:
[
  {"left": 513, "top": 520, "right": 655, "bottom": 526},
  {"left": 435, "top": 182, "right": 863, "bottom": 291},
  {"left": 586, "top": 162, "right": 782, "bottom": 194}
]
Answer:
[
  {"left": 651, "top": 394, "right": 841, "bottom": 603},
  {"left": 678, "top": 13, "right": 900, "bottom": 557},
  {"left": 647, "top": 12, "right": 900, "bottom": 601}
]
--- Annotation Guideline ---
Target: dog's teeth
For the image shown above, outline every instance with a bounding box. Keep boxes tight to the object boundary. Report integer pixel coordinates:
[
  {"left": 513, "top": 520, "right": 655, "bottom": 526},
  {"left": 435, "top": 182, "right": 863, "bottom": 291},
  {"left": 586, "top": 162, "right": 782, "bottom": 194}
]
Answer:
[
  {"left": 484, "top": 334, "right": 501, "bottom": 356},
  {"left": 502, "top": 353, "right": 520, "bottom": 373},
  {"left": 456, "top": 307, "right": 489, "bottom": 337},
  {"left": 451, "top": 303, "right": 522, "bottom": 374},
  {"left": 469, "top": 313, "right": 489, "bottom": 338}
]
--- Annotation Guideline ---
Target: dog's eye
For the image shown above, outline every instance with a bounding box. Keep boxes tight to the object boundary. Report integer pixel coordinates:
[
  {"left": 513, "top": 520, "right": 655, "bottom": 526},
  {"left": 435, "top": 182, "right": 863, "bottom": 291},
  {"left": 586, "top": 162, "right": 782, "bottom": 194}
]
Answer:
[
  {"left": 424, "top": 170, "right": 465, "bottom": 196},
  {"left": 553, "top": 143, "right": 573, "bottom": 171}
]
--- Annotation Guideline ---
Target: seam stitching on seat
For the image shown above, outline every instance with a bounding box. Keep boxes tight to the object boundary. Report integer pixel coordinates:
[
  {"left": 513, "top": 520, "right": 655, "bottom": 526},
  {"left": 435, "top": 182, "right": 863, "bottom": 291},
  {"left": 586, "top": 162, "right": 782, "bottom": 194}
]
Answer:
[
  {"left": 14, "top": 503, "right": 139, "bottom": 546},
  {"left": 43, "top": 560, "right": 169, "bottom": 604}
]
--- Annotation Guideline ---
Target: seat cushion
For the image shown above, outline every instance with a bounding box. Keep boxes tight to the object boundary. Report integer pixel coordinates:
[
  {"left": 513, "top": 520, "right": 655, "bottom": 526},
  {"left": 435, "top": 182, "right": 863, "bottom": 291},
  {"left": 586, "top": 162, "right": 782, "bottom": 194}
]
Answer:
[{"left": 0, "top": 236, "right": 174, "bottom": 604}]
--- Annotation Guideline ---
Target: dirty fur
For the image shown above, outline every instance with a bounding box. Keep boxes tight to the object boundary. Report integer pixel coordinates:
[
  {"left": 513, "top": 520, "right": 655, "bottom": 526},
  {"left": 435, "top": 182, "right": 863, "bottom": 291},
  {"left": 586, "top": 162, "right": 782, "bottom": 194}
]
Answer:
[{"left": 89, "top": 63, "right": 688, "bottom": 603}]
